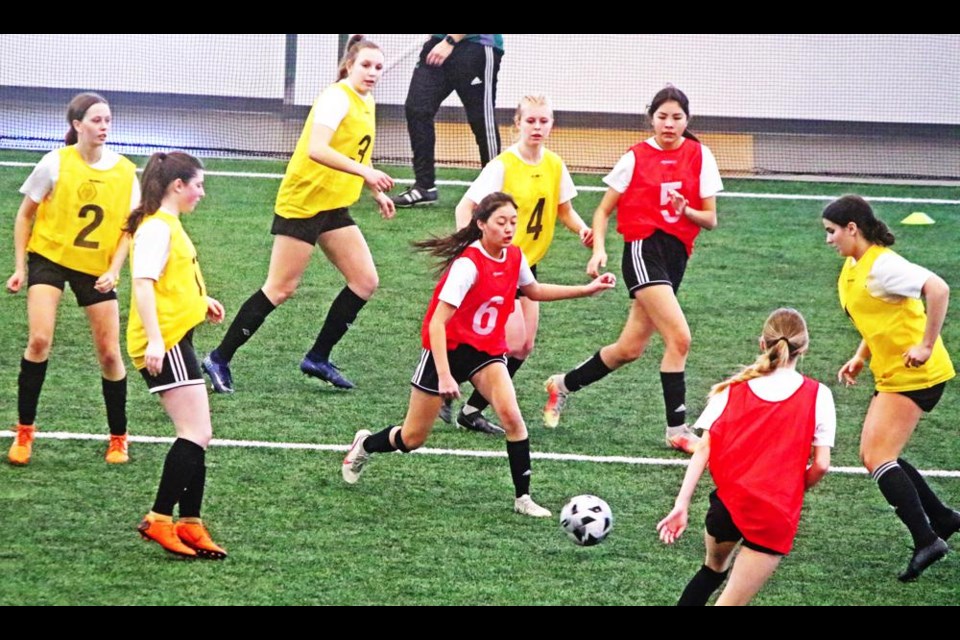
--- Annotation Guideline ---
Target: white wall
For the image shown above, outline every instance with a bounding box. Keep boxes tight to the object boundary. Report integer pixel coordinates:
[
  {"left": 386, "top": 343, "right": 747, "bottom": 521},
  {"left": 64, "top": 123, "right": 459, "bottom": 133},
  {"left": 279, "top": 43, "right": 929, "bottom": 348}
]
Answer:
[
  {"left": 369, "top": 34, "right": 960, "bottom": 125},
  {"left": 3, "top": 34, "right": 958, "bottom": 124},
  {"left": 1, "top": 33, "right": 286, "bottom": 97}
]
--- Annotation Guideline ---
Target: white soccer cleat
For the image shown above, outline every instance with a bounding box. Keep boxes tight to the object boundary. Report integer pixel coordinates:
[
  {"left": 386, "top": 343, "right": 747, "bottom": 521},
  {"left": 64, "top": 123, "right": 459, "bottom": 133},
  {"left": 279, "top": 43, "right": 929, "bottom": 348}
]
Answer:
[
  {"left": 514, "top": 494, "right": 552, "bottom": 518},
  {"left": 342, "top": 429, "right": 372, "bottom": 484}
]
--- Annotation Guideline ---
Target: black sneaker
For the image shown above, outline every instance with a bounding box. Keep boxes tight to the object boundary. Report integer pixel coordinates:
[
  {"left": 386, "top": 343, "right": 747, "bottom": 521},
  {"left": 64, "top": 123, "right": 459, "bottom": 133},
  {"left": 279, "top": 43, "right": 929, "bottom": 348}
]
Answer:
[
  {"left": 300, "top": 356, "right": 355, "bottom": 389},
  {"left": 933, "top": 509, "right": 960, "bottom": 542},
  {"left": 392, "top": 186, "right": 438, "bottom": 208},
  {"left": 898, "top": 538, "right": 949, "bottom": 582},
  {"left": 456, "top": 408, "right": 505, "bottom": 436},
  {"left": 438, "top": 398, "right": 454, "bottom": 424}
]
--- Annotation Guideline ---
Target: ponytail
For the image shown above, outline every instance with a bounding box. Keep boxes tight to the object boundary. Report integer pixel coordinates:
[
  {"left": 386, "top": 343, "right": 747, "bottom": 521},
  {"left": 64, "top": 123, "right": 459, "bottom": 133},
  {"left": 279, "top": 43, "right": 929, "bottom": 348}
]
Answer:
[{"left": 710, "top": 308, "right": 809, "bottom": 396}]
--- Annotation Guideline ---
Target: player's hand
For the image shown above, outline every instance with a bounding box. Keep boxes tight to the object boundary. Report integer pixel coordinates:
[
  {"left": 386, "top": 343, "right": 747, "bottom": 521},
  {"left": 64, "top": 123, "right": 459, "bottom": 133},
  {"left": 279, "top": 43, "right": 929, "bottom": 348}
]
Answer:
[
  {"left": 144, "top": 338, "right": 165, "bottom": 377},
  {"left": 364, "top": 169, "right": 394, "bottom": 193},
  {"left": 668, "top": 189, "right": 688, "bottom": 217},
  {"left": 903, "top": 345, "right": 932, "bottom": 369},
  {"left": 6, "top": 269, "right": 25, "bottom": 293},
  {"left": 94, "top": 270, "right": 119, "bottom": 293},
  {"left": 656, "top": 506, "right": 688, "bottom": 544},
  {"left": 586, "top": 251, "right": 607, "bottom": 278},
  {"left": 579, "top": 226, "right": 594, "bottom": 248},
  {"left": 206, "top": 296, "right": 225, "bottom": 324},
  {"left": 585, "top": 272, "right": 616, "bottom": 295},
  {"left": 375, "top": 191, "right": 396, "bottom": 219},
  {"left": 837, "top": 355, "right": 865, "bottom": 386},
  {"left": 438, "top": 372, "right": 460, "bottom": 400}
]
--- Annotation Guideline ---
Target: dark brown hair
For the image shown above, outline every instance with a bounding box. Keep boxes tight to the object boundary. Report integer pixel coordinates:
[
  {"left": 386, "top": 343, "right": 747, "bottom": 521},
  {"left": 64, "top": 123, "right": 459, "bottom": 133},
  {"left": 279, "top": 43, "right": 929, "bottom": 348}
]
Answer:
[
  {"left": 414, "top": 192, "right": 518, "bottom": 274},
  {"left": 124, "top": 152, "right": 204, "bottom": 233},
  {"left": 647, "top": 85, "right": 699, "bottom": 142},
  {"left": 65, "top": 92, "right": 108, "bottom": 145},
  {"left": 822, "top": 195, "right": 895, "bottom": 247}
]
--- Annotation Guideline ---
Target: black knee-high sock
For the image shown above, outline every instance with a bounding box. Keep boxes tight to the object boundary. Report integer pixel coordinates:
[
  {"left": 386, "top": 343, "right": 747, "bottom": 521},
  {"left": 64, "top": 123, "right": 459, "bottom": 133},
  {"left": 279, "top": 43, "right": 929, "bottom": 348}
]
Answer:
[
  {"left": 677, "top": 565, "right": 729, "bottom": 606},
  {"left": 897, "top": 457, "right": 952, "bottom": 524},
  {"left": 465, "top": 357, "right": 525, "bottom": 413},
  {"left": 660, "top": 371, "right": 687, "bottom": 427},
  {"left": 363, "top": 426, "right": 401, "bottom": 453},
  {"left": 178, "top": 454, "right": 207, "bottom": 519},
  {"left": 873, "top": 461, "right": 938, "bottom": 548},
  {"left": 101, "top": 377, "right": 127, "bottom": 436},
  {"left": 17, "top": 358, "right": 48, "bottom": 426},
  {"left": 307, "top": 287, "right": 367, "bottom": 361},
  {"left": 152, "top": 438, "right": 204, "bottom": 517},
  {"left": 214, "top": 289, "right": 276, "bottom": 362},
  {"left": 507, "top": 439, "right": 532, "bottom": 498},
  {"left": 564, "top": 352, "right": 612, "bottom": 392}
]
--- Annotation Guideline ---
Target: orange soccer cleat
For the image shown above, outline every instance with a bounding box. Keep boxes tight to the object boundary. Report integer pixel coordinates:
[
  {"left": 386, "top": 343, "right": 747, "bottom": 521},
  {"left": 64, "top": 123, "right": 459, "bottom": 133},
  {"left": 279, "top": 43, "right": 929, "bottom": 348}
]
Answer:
[
  {"left": 138, "top": 515, "right": 197, "bottom": 557},
  {"left": 105, "top": 434, "right": 129, "bottom": 464},
  {"left": 8, "top": 424, "right": 36, "bottom": 466},
  {"left": 175, "top": 520, "right": 228, "bottom": 560}
]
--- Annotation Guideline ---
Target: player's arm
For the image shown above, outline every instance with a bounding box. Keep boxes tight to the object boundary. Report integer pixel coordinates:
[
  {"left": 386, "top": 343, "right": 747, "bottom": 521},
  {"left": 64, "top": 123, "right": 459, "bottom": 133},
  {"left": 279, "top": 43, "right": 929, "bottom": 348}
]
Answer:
[
  {"left": 557, "top": 201, "right": 593, "bottom": 247},
  {"left": 428, "top": 302, "right": 460, "bottom": 399},
  {"left": 586, "top": 188, "right": 620, "bottom": 277},
  {"left": 657, "top": 432, "right": 710, "bottom": 544},
  {"left": 805, "top": 445, "right": 831, "bottom": 490},
  {"left": 6, "top": 195, "right": 40, "bottom": 293},
  {"left": 670, "top": 192, "right": 717, "bottom": 230}
]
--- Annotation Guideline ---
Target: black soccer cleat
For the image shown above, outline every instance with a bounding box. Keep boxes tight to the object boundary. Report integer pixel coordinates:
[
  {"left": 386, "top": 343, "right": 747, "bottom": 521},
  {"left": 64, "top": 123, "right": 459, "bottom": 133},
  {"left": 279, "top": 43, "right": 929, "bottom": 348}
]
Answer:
[
  {"left": 897, "top": 538, "right": 949, "bottom": 582},
  {"left": 932, "top": 510, "right": 960, "bottom": 542},
  {"left": 456, "top": 408, "right": 505, "bottom": 436}
]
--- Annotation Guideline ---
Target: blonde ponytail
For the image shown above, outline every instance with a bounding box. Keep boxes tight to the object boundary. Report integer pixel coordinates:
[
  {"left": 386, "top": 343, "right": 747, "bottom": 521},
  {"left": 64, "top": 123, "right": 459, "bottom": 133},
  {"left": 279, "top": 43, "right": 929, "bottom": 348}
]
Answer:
[{"left": 710, "top": 308, "right": 809, "bottom": 396}]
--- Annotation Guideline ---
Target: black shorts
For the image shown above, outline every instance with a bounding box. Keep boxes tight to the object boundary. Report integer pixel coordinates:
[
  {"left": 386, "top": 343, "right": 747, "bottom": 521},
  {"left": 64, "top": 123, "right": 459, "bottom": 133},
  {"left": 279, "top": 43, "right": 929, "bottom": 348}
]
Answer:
[
  {"left": 621, "top": 230, "right": 688, "bottom": 297},
  {"left": 270, "top": 208, "right": 357, "bottom": 245},
  {"left": 27, "top": 252, "right": 117, "bottom": 307},
  {"left": 139, "top": 330, "right": 205, "bottom": 394},
  {"left": 516, "top": 264, "right": 537, "bottom": 299},
  {"left": 875, "top": 381, "right": 947, "bottom": 413},
  {"left": 705, "top": 490, "right": 784, "bottom": 557},
  {"left": 410, "top": 344, "right": 507, "bottom": 396}
]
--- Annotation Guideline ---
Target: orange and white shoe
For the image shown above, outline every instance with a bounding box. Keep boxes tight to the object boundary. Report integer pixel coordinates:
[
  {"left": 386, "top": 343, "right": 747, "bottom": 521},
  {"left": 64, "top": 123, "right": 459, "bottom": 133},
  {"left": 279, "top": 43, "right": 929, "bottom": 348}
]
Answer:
[
  {"left": 175, "top": 520, "right": 227, "bottom": 559},
  {"left": 543, "top": 375, "right": 568, "bottom": 429},
  {"left": 138, "top": 515, "right": 196, "bottom": 557},
  {"left": 666, "top": 425, "right": 701, "bottom": 455},
  {"left": 105, "top": 434, "right": 129, "bottom": 464},
  {"left": 8, "top": 424, "right": 36, "bottom": 466}
]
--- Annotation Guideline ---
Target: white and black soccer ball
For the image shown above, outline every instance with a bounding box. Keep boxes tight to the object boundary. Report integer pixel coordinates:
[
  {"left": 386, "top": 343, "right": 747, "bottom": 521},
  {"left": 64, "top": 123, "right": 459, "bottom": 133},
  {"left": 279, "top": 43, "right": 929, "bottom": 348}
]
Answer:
[{"left": 560, "top": 495, "right": 613, "bottom": 546}]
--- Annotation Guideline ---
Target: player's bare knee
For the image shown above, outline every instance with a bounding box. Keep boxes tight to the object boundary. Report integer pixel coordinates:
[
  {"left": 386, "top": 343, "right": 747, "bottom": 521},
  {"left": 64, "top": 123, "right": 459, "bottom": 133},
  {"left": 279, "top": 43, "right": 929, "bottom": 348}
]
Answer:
[
  {"left": 96, "top": 348, "right": 124, "bottom": 373},
  {"left": 667, "top": 333, "right": 692, "bottom": 359},
  {"left": 264, "top": 282, "right": 296, "bottom": 305},
  {"left": 26, "top": 334, "right": 53, "bottom": 360},
  {"left": 351, "top": 276, "right": 379, "bottom": 301},
  {"left": 498, "top": 410, "right": 525, "bottom": 436},
  {"left": 615, "top": 343, "right": 645, "bottom": 365}
]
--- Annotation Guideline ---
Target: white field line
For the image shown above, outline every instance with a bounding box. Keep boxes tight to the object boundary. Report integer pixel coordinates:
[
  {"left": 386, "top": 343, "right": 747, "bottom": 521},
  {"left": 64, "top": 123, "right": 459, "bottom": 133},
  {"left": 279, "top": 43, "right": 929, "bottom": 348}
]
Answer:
[
  {"left": 4, "top": 430, "right": 959, "bottom": 478},
  {"left": 1, "top": 162, "right": 958, "bottom": 205}
]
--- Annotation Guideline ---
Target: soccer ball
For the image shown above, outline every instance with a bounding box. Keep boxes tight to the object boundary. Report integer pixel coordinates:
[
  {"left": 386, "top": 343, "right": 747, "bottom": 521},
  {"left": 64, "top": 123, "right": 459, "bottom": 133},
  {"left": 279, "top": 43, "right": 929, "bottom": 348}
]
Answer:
[{"left": 560, "top": 495, "right": 613, "bottom": 546}]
